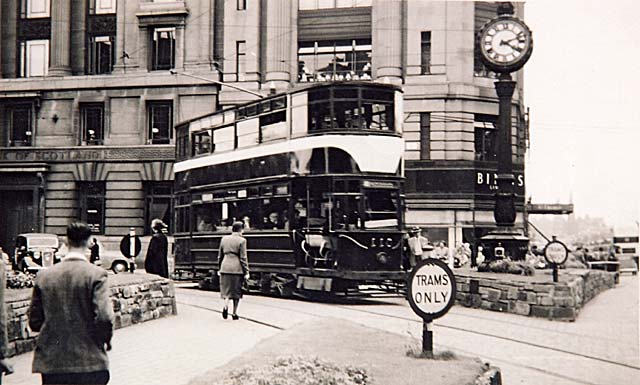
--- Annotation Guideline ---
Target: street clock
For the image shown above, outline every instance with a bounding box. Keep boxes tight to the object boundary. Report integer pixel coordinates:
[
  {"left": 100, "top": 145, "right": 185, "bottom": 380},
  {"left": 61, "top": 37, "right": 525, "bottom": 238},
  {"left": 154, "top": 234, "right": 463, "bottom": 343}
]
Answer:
[{"left": 478, "top": 15, "right": 533, "bottom": 73}]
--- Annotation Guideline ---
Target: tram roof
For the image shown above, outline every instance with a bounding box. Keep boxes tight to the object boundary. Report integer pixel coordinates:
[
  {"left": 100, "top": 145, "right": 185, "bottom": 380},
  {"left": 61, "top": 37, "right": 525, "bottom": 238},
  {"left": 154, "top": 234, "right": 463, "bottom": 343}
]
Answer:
[{"left": 175, "top": 81, "right": 403, "bottom": 130}]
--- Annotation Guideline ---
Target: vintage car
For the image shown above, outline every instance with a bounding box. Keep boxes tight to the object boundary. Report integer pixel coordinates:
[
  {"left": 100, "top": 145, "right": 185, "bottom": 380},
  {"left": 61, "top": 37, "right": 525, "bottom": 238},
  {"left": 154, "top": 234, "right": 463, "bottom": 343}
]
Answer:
[{"left": 13, "top": 233, "right": 61, "bottom": 272}]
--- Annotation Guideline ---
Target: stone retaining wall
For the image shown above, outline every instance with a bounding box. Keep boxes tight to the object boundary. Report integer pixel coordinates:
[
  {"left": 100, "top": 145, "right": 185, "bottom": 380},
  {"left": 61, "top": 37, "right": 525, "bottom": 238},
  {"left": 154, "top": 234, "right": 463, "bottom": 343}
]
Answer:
[
  {"left": 454, "top": 269, "right": 616, "bottom": 321},
  {"left": 4, "top": 274, "right": 176, "bottom": 358}
]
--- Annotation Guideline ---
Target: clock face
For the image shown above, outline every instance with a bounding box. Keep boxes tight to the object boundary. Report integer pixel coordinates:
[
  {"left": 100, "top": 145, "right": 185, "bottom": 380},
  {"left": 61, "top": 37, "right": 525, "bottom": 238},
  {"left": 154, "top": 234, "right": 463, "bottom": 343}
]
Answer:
[{"left": 479, "top": 16, "right": 533, "bottom": 72}]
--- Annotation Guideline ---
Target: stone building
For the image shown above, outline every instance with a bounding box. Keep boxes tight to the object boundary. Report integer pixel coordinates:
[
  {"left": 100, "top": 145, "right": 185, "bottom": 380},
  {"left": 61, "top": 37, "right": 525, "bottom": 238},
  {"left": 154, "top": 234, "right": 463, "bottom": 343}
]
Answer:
[{"left": 0, "top": 0, "right": 527, "bottom": 254}]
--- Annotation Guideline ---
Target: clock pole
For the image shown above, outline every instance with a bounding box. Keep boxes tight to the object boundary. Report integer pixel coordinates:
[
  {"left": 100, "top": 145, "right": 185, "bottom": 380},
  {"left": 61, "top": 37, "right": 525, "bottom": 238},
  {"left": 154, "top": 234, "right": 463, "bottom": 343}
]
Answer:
[
  {"left": 478, "top": 2, "right": 532, "bottom": 262},
  {"left": 494, "top": 73, "right": 517, "bottom": 227}
]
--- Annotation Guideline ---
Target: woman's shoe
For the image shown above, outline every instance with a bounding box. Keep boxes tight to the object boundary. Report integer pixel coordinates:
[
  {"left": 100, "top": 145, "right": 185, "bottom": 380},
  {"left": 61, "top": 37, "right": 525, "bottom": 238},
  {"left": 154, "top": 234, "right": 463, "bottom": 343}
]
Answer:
[
  {"left": 232, "top": 314, "right": 239, "bottom": 320},
  {"left": 222, "top": 307, "right": 228, "bottom": 319}
]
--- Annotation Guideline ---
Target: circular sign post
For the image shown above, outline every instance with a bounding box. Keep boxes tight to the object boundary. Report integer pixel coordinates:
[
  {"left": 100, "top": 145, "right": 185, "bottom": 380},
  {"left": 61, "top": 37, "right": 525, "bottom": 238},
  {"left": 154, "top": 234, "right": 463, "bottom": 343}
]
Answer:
[
  {"left": 543, "top": 236, "right": 568, "bottom": 283},
  {"left": 407, "top": 258, "right": 457, "bottom": 357}
]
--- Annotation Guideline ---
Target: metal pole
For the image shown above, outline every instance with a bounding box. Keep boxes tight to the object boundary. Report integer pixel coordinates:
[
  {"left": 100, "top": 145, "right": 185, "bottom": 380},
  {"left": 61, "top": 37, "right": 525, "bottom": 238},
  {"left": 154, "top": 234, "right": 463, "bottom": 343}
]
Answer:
[
  {"left": 493, "top": 73, "right": 517, "bottom": 228},
  {"left": 552, "top": 263, "right": 558, "bottom": 283},
  {"left": 129, "top": 227, "right": 136, "bottom": 274},
  {"left": 422, "top": 320, "right": 434, "bottom": 358}
]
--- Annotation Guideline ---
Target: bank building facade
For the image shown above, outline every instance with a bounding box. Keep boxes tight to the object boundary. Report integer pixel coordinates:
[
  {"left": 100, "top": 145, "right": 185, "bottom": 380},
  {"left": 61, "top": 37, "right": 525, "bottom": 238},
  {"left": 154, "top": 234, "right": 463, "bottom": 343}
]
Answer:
[{"left": 0, "top": 0, "right": 527, "bottom": 254}]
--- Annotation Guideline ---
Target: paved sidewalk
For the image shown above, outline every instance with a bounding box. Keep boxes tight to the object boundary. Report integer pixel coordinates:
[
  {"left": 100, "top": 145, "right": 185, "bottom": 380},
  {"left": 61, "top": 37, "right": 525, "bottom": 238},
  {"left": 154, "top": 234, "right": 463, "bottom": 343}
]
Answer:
[{"left": 4, "top": 303, "right": 280, "bottom": 385}]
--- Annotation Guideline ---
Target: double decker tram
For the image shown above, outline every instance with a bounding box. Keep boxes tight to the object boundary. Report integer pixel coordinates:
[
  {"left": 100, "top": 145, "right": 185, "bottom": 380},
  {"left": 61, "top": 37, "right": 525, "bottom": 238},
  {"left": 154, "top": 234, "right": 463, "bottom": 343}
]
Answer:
[{"left": 173, "top": 82, "right": 406, "bottom": 295}]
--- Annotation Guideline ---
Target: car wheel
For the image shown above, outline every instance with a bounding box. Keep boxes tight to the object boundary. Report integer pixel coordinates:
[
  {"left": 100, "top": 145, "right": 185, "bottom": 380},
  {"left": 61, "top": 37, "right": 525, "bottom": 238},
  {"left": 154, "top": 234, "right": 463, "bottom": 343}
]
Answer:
[{"left": 112, "top": 261, "right": 128, "bottom": 274}]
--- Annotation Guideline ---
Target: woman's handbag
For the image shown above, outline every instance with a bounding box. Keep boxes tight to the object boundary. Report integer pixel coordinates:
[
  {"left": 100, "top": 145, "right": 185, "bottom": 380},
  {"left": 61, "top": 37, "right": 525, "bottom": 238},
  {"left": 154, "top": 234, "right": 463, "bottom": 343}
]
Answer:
[{"left": 241, "top": 276, "right": 250, "bottom": 293}]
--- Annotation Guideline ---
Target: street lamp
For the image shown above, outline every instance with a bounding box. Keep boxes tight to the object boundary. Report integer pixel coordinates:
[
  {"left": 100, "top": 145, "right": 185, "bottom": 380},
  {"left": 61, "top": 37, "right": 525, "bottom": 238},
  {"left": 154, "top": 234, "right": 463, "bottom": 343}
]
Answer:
[
  {"left": 477, "top": 3, "right": 534, "bottom": 261},
  {"left": 168, "top": 69, "right": 264, "bottom": 99}
]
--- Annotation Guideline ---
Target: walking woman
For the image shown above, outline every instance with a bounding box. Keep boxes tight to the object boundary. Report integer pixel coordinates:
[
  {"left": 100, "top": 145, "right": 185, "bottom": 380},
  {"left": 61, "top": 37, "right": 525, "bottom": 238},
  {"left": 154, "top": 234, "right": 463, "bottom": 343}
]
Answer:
[{"left": 218, "top": 221, "right": 250, "bottom": 320}]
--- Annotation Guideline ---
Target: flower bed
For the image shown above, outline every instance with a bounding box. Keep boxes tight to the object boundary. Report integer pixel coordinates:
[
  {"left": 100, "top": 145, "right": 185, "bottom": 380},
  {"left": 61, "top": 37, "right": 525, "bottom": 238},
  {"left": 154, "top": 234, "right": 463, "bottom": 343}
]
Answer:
[{"left": 220, "top": 356, "right": 370, "bottom": 385}]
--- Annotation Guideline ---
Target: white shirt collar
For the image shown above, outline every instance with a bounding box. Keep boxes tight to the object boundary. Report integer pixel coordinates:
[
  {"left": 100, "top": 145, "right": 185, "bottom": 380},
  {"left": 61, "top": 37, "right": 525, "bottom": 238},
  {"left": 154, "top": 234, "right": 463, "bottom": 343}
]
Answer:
[{"left": 63, "top": 251, "right": 88, "bottom": 262}]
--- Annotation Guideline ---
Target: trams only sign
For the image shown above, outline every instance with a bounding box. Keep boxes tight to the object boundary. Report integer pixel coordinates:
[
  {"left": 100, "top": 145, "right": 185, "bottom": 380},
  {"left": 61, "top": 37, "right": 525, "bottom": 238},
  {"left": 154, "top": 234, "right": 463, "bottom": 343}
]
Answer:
[
  {"left": 408, "top": 259, "right": 457, "bottom": 321},
  {"left": 543, "top": 239, "right": 569, "bottom": 265}
]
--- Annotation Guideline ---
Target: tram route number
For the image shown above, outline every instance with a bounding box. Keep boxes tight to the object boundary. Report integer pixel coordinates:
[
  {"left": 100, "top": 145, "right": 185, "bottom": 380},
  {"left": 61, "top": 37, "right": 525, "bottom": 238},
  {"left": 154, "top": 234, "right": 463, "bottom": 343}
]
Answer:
[{"left": 407, "top": 259, "right": 456, "bottom": 321}]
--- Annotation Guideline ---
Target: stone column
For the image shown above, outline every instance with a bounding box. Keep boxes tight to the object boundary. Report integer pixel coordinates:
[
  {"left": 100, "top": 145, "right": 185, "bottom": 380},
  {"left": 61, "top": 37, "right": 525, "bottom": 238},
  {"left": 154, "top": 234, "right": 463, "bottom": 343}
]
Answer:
[
  {"left": 184, "top": 0, "right": 212, "bottom": 70},
  {"left": 0, "top": 2, "right": 2, "bottom": 78},
  {"left": 372, "top": 0, "right": 403, "bottom": 82},
  {"left": 1, "top": 0, "right": 18, "bottom": 78},
  {"left": 49, "top": 0, "right": 72, "bottom": 76},
  {"left": 174, "top": 25, "right": 185, "bottom": 70},
  {"left": 113, "top": 0, "right": 140, "bottom": 72},
  {"left": 70, "top": 0, "right": 87, "bottom": 75},
  {"left": 262, "top": 0, "right": 293, "bottom": 87}
]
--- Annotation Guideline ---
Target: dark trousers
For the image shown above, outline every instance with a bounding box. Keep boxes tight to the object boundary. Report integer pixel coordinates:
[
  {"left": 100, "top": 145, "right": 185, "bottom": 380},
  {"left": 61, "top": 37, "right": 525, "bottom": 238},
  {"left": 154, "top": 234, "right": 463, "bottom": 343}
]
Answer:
[{"left": 42, "top": 370, "right": 110, "bottom": 385}]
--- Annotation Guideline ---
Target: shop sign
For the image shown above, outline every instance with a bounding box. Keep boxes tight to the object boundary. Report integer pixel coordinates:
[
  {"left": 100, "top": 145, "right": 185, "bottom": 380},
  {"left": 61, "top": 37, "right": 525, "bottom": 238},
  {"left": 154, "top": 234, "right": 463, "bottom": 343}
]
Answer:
[
  {"left": 476, "top": 172, "right": 525, "bottom": 191},
  {"left": 0, "top": 149, "right": 105, "bottom": 162}
]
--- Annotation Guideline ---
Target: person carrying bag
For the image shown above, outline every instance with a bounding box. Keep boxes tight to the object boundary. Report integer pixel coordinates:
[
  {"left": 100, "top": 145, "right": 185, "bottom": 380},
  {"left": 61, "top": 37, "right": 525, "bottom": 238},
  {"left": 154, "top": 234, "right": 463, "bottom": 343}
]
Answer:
[{"left": 218, "top": 221, "right": 250, "bottom": 320}]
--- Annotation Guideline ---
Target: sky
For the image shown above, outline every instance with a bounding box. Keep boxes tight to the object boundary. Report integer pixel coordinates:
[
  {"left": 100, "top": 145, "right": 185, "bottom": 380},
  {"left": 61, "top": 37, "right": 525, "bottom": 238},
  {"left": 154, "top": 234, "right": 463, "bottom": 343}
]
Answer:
[{"left": 523, "top": 0, "right": 640, "bottom": 232}]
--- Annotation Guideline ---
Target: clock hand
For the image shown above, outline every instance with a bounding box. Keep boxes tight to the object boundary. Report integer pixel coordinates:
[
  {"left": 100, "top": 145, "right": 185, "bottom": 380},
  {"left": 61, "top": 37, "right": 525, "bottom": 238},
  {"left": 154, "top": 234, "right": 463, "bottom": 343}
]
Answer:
[
  {"left": 499, "top": 39, "right": 523, "bottom": 51},
  {"left": 500, "top": 37, "right": 519, "bottom": 46}
]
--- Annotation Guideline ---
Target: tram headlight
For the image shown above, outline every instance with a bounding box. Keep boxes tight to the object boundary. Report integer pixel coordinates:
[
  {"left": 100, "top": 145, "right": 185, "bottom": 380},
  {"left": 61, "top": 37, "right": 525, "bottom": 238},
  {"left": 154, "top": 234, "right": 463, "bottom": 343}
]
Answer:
[{"left": 376, "top": 251, "right": 389, "bottom": 265}]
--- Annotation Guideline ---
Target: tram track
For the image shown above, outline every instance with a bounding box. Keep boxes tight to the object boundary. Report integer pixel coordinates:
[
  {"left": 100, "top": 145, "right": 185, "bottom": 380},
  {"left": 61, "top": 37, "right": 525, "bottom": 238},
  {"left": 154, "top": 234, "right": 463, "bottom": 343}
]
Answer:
[
  {"left": 176, "top": 298, "right": 620, "bottom": 385},
  {"left": 175, "top": 289, "right": 640, "bottom": 373}
]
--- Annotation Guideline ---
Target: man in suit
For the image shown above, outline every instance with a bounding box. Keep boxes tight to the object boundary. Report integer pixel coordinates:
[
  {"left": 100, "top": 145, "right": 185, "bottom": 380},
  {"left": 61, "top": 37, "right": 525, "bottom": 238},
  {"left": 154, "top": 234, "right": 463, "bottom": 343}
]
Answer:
[{"left": 28, "top": 222, "right": 114, "bottom": 385}]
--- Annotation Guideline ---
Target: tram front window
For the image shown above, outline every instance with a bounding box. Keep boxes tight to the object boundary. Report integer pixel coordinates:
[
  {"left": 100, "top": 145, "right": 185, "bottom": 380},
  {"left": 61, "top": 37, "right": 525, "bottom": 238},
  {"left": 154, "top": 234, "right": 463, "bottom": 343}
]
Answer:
[
  {"left": 364, "top": 189, "right": 398, "bottom": 222},
  {"left": 308, "top": 86, "right": 395, "bottom": 132}
]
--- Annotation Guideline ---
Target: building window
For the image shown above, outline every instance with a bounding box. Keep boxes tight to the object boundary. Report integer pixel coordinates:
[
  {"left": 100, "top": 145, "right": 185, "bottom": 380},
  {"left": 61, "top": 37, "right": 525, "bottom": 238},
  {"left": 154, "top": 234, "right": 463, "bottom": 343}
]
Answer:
[
  {"left": 237, "top": 0, "right": 247, "bottom": 10},
  {"left": 7, "top": 104, "right": 33, "bottom": 147},
  {"left": 299, "top": 0, "right": 372, "bottom": 10},
  {"left": 421, "top": 31, "right": 431, "bottom": 75},
  {"left": 474, "top": 114, "right": 497, "bottom": 161},
  {"left": 420, "top": 113, "right": 430, "bottom": 160},
  {"left": 474, "top": 2, "right": 499, "bottom": 78},
  {"left": 19, "top": 39, "right": 49, "bottom": 77},
  {"left": 88, "top": 36, "right": 114, "bottom": 74},
  {"left": 151, "top": 27, "right": 175, "bottom": 71},
  {"left": 89, "top": 0, "right": 117, "bottom": 14},
  {"left": 21, "top": 0, "right": 50, "bottom": 18},
  {"left": 236, "top": 41, "right": 246, "bottom": 81},
  {"left": 81, "top": 103, "right": 104, "bottom": 145},
  {"left": 78, "top": 182, "right": 106, "bottom": 234},
  {"left": 298, "top": 39, "right": 372, "bottom": 82},
  {"left": 148, "top": 101, "right": 173, "bottom": 144},
  {"left": 145, "top": 182, "right": 173, "bottom": 235}
]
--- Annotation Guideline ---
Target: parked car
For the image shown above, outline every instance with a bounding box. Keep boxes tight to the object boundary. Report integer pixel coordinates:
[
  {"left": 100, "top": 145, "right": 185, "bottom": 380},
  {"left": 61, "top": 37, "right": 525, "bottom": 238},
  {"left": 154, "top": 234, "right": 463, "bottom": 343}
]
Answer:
[
  {"left": 13, "top": 233, "right": 61, "bottom": 272},
  {"left": 57, "top": 240, "right": 131, "bottom": 274}
]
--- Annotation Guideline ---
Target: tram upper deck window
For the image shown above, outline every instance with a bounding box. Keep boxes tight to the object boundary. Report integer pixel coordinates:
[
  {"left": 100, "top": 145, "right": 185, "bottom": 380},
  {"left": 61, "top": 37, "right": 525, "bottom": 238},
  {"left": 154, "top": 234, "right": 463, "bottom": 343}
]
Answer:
[
  {"left": 192, "top": 130, "right": 212, "bottom": 156},
  {"left": 308, "top": 86, "right": 395, "bottom": 132}
]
